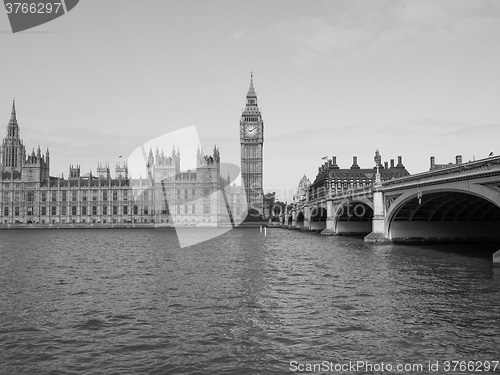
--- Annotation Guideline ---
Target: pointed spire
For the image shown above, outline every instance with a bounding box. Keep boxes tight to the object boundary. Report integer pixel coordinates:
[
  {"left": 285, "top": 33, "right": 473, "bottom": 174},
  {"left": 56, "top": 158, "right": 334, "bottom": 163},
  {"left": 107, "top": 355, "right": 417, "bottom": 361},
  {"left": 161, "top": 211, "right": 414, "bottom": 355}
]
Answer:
[
  {"left": 11, "top": 99, "right": 17, "bottom": 122},
  {"left": 247, "top": 70, "right": 257, "bottom": 98}
]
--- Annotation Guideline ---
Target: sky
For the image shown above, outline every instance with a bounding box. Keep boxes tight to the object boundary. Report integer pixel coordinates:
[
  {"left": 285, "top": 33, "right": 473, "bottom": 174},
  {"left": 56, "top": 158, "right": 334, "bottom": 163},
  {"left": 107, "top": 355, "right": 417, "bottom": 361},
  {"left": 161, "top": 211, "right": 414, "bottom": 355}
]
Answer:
[{"left": 1, "top": 0, "right": 500, "bottom": 201}]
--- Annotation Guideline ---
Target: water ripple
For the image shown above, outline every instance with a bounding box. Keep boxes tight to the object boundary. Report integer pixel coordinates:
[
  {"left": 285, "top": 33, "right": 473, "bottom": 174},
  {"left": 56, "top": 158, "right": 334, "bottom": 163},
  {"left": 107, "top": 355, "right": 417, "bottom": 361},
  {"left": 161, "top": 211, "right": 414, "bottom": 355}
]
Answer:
[{"left": 0, "top": 228, "right": 499, "bottom": 374}]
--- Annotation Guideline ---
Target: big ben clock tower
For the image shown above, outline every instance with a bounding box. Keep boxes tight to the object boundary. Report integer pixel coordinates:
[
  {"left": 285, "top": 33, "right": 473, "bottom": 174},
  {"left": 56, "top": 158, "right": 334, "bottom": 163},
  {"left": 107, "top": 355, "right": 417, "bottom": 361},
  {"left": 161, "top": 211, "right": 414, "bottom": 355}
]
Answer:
[{"left": 240, "top": 72, "right": 264, "bottom": 216}]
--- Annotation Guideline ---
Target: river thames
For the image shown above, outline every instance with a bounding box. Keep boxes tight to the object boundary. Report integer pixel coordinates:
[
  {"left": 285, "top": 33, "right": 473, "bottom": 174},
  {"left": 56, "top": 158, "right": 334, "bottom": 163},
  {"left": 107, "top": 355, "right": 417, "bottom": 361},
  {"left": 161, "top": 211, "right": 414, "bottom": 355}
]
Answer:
[{"left": 0, "top": 228, "right": 499, "bottom": 374}]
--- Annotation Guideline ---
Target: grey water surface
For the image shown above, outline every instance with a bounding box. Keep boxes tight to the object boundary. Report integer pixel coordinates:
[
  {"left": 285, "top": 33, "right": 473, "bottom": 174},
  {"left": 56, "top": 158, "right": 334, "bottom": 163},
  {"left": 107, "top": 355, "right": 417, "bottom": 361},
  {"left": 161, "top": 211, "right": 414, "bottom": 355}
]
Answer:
[{"left": 1, "top": 228, "right": 499, "bottom": 374}]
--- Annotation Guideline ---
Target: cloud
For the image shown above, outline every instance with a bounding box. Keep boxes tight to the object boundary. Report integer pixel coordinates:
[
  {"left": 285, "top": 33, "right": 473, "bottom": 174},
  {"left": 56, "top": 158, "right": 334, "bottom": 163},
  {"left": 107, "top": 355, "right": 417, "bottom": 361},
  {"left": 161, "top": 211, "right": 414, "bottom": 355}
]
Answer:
[{"left": 268, "top": 0, "right": 500, "bottom": 63}]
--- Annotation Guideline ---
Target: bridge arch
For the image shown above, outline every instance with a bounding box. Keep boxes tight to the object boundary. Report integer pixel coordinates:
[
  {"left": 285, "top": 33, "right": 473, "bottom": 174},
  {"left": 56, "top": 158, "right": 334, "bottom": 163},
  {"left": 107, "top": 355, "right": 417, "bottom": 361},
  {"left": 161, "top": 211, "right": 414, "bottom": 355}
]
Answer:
[
  {"left": 386, "top": 187, "right": 500, "bottom": 242},
  {"left": 334, "top": 198, "right": 374, "bottom": 235},
  {"left": 310, "top": 202, "right": 327, "bottom": 231}
]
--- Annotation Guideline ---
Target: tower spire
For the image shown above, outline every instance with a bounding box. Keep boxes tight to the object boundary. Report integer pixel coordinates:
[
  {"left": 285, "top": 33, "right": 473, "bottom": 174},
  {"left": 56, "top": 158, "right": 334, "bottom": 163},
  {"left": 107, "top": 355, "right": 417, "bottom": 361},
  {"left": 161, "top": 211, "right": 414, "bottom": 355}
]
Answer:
[
  {"left": 10, "top": 99, "right": 17, "bottom": 124},
  {"left": 247, "top": 70, "right": 256, "bottom": 98}
]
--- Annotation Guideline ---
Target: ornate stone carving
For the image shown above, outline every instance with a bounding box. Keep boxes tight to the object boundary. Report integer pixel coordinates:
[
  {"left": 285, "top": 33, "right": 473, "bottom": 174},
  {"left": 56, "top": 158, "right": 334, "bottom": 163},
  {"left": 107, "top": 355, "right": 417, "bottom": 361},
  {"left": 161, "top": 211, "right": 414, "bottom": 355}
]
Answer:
[{"left": 385, "top": 194, "right": 402, "bottom": 210}]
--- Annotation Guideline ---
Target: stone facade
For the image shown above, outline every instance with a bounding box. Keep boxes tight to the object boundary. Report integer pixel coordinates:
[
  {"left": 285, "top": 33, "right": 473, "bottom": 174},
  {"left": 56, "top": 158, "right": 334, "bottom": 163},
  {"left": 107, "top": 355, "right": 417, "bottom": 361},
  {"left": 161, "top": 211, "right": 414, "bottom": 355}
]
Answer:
[{"left": 0, "top": 101, "right": 244, "bottom": 226}]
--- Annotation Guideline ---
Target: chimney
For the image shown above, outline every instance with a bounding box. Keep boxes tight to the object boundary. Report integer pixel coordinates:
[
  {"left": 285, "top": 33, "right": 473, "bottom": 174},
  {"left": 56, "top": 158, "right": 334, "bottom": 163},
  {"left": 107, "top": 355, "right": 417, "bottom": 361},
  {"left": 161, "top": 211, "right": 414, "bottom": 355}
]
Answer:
[
  {"left": 384, "top": 161, "right": 388, "bottom": 169},
  {"left": 390, "top": 159, "right": 394, "bottom": 168},
  {"left": 456, "top": 155, "right": 462, "bottom": 165},
  {"left": 397, "top": 156, "right": 403, "bottom": 167},
  {"left": 332, "top": 156, "right": 339, "bottom": 169},
  {"left": 430, "top": 156, "right": 435, "bottom": 170},
  {"left": 351, "top": 156, "right": 360, "bottom": 169}
]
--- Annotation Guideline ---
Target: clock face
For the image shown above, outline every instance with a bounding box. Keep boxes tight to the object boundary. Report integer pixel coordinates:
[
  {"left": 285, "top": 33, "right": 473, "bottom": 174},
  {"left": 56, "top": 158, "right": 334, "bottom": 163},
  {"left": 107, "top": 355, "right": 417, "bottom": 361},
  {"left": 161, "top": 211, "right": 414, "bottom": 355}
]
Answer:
[{"left": 245, "top": 124, "right": 258, "bottom": 137}]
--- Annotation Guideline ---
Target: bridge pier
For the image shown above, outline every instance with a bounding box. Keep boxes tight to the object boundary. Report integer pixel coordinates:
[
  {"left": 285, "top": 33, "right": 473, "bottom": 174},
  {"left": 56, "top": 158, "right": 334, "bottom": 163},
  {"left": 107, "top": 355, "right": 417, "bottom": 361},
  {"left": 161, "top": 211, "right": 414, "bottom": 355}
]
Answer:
[
  {"left": 494, "top": 250, "right": 500, "bottom": 266},
  {"left": 321, "top": 199, "right": 336, "bottom": 236},
  {"left": 364, "top": 189, "right": 391, "bottom": 243},
  {"left": 303, "top": 205, "right": 311, "bottom": 231}
]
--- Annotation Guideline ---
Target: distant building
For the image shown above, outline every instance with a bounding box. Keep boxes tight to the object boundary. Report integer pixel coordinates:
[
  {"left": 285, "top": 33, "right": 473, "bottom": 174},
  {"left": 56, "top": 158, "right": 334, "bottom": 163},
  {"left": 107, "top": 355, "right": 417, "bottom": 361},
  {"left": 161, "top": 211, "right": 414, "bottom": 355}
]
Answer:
[
  {"left": 0, "top": 101, "right": 244, "bottom": 226},
  {"left": 308, "top": 150, "right": 410, "bottom": 200},
  {"left": 294, "top": 175, "right": 311, "bottom": 205}
]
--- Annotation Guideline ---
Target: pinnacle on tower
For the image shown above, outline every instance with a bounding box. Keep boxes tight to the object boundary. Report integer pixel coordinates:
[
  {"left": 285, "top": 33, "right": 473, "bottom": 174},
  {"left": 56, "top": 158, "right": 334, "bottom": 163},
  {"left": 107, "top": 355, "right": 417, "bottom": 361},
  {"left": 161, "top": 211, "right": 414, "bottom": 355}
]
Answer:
[
  {"left": 10, "top": 99, "right": 17, "bottom": 123},
  {"left": 247, "top": 70, "right": 257, "bottom": 98}
]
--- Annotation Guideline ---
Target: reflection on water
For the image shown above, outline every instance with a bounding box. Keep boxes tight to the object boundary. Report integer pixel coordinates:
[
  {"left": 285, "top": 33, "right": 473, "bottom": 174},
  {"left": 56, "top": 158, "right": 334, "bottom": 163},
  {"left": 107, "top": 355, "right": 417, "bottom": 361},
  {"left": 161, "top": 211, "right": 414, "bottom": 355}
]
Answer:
[{"left": 0, "top": 229, "right": 499, "bottom": 374}]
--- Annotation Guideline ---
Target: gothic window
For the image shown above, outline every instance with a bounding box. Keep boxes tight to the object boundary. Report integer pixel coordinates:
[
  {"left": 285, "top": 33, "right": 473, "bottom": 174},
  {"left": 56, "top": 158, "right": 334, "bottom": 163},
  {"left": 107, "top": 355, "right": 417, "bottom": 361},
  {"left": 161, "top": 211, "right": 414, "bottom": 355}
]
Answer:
[
  {"left": 113, "top": 191, "right": 118, "bottom": 201},
  {"left": 123, "top": 206, "right": 128, "bottom": 215},
  {"left": 113, "top": 206, "right": 118, "bottom": 215},
  {"left": 71, "top": 206, "right": 77, "bottom": 216},
  {"left": 82, "top": 206, "right": 87, "bottom": 216},
  {"left": 3, "top": 207, "right": 8, "bottom": 216}
]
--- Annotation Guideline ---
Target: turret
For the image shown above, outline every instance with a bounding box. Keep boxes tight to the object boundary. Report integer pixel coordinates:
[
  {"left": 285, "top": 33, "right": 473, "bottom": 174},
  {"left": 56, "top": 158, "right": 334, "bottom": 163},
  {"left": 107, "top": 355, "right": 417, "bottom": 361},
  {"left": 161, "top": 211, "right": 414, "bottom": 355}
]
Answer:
[
  {"left": 69, "top": 164, "right": 80, "bottom": 179},
  {"left": 115, "top": 162, "right": 128, "bottom": 179},
  {"left": 147, "top": 148, "right": 154, "bottom": 167},
  {"left": 97, "top": 162, "right": 111, "bottom": 179}
]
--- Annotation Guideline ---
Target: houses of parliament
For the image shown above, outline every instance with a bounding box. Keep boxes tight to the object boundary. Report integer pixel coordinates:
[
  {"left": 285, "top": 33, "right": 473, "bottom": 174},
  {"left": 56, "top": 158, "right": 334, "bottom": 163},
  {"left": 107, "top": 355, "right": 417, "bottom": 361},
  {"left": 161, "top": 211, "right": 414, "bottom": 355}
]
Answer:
[{"left": 0, "top": 76, "right": 265, "bottom": 226}]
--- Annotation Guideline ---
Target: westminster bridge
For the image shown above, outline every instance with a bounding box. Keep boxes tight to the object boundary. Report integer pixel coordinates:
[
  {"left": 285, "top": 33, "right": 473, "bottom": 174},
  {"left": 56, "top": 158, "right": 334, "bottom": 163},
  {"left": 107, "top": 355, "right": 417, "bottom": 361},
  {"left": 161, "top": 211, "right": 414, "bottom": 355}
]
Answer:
[{"left": 282, "top": 155, "right": 500, "bottom": 252}]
